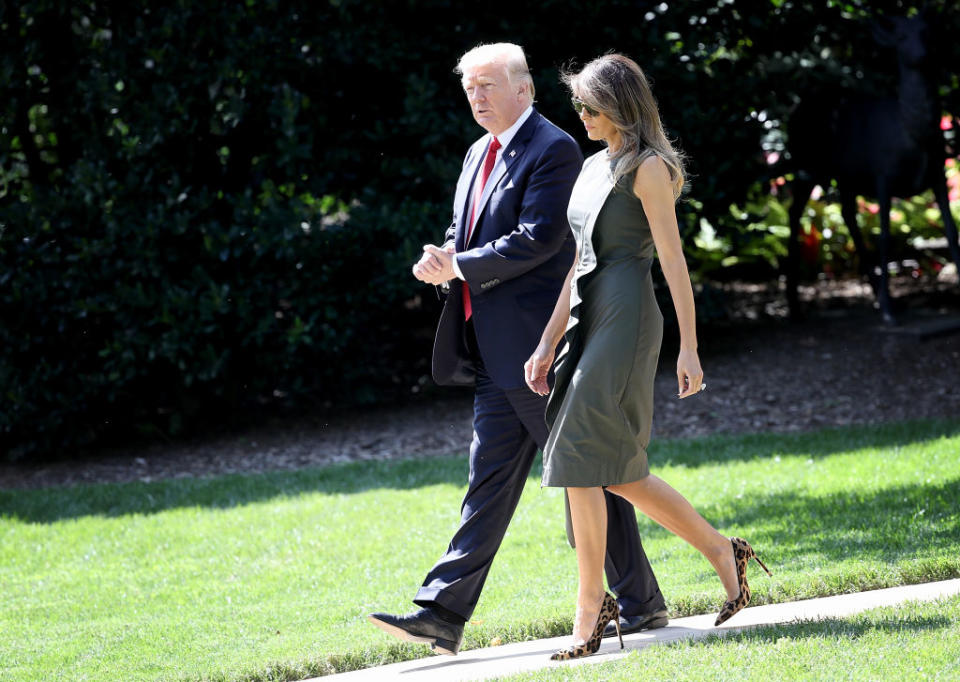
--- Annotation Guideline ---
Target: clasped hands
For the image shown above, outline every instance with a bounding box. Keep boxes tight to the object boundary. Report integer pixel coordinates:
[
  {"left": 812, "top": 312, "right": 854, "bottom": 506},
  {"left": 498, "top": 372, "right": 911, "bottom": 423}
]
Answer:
[{"left": 412, "top": 243, "right": 456, "bottom": 285}]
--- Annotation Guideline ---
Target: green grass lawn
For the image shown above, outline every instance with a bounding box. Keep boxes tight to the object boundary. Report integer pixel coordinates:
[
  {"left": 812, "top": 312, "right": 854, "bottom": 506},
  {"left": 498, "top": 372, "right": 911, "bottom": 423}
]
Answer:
[
  {"left": 1, "top": 419, "right": 959, "bottom": 681},
  {"left": 500, "top": 594, "right": 960, "bottom": 681}
]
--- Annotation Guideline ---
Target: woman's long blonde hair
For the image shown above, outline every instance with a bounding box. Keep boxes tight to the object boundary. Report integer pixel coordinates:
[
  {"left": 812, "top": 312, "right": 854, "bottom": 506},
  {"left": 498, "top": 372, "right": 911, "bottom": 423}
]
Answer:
[{"left": 563, "top": 54, "right": 686, "bottom": 199}]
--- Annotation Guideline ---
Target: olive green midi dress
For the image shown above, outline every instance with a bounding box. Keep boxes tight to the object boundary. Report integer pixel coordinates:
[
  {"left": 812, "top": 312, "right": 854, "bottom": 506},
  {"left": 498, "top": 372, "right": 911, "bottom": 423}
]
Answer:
[{"left": 542, "top": 150, "right": 663, "bottom": 487}]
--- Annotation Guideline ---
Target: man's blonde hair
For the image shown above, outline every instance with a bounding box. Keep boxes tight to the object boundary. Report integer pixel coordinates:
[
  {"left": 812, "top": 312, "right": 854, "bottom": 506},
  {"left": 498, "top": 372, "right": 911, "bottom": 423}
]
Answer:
[{"left": 455, "top": 42, "right": 535, "bottom": 101}]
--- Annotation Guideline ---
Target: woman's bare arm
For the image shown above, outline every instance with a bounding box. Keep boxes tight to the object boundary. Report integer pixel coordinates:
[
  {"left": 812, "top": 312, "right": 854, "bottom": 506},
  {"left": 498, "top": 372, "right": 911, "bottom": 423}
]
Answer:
[
  {"left": 634, "top": 156, "right": 704, "bottom": 398},
  {"left": 524, "top": 260, "right": 577, "bottom": 395}
]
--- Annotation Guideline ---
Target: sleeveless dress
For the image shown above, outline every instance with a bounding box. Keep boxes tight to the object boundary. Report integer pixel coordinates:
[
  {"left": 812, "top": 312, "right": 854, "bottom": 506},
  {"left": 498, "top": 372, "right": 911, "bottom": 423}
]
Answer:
[{"left": 542, "top": 150, "right": 663, "bottom": 487}]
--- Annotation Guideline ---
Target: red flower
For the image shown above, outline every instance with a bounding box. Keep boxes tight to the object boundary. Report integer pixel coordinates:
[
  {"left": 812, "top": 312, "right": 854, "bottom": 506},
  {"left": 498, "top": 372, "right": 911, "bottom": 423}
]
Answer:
[{"left": 801, "top": 225, "right": 821, "bottom": 266}]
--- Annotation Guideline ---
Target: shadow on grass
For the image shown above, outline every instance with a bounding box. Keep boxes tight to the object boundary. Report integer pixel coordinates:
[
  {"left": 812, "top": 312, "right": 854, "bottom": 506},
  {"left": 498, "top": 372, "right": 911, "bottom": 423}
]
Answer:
[
  {"left": 0, "top": 454, "right": 470, "bottom": 523},
  {"left": 710, "top": 477, "right": 960, "bottom": 563},
  {"left": 1, "top": 419, "right": 957, "bottom": 524},
  {"left": 649, "top": 418, "right": 960, "bottom": 470},
  {"left": 707, "top": 611, "right": 955, "bottom": 647}
]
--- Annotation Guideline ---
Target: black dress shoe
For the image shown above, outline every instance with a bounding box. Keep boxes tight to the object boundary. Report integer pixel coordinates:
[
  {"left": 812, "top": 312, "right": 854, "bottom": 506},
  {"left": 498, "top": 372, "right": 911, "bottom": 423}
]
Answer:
[
  {"left": 368, "top": 608, "right": 464, "bottom": 655},
  {"left": 603, "top": 608, "right": 669, "bottom": 637}
]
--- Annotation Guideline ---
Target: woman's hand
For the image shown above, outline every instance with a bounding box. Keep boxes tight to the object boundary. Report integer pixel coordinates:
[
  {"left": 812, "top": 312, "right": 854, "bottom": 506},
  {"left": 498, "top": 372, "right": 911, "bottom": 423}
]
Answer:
[
  {"left": 524, "top": 343, "right": 555, "bottom": 396},
  {"left": 676, "top": 347, "right": 704, "bottom": 399}
]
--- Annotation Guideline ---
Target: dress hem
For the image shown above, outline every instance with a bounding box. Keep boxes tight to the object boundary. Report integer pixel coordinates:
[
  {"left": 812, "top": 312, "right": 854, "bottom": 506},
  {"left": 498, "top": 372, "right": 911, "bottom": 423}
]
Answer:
[{"left": 541, "top": 465, "right": 651, "bottom": 489}]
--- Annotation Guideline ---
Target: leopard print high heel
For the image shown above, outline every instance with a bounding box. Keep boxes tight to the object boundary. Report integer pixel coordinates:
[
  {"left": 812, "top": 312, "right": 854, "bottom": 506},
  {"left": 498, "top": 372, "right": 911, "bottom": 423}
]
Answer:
[
  {"left": 714, "top": 537, "right": 772, "bottom": 626},
  {"left": 550, "top": 591, "right": 623, "bottom": 660}
]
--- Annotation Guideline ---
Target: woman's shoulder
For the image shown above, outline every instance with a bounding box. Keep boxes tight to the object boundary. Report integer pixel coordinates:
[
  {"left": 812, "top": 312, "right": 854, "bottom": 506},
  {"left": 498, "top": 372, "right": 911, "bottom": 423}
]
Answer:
[
  {"left": 632, "top": 153, "right": 672, "bottom": 193},
  {"left": 636, "top": 152, "right": 670, "bottom": 178}
]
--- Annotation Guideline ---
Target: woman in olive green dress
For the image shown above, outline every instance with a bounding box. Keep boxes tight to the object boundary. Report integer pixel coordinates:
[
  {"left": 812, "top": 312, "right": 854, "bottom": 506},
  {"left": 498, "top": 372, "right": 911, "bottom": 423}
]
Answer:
[{"left": 524, "top": 54, "right": 770, "bottom": 660}]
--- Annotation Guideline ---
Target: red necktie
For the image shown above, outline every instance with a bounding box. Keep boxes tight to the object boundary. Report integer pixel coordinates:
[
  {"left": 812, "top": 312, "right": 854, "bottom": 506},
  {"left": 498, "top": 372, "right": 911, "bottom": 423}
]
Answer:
[{"left": 463, "top": 136, "right": 501, "bottom": 320}]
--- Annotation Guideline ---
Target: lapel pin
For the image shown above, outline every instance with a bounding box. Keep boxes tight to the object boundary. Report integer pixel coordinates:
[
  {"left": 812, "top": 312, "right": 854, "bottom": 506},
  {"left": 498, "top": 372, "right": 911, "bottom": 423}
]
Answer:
[{"left": 509, "top": 150, "right": 516, "bottom": 157}]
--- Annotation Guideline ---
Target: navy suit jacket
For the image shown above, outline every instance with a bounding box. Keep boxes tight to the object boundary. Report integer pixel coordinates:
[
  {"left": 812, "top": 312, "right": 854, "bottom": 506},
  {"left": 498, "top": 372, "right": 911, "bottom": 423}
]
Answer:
[{"left": 432, "top": 109, "right": 582, "bottom": 390}]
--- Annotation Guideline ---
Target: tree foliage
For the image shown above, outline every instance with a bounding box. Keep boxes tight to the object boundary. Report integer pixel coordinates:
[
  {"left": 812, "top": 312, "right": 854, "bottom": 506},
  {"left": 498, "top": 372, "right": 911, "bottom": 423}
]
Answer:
[{"left": 1, "top": 0, "right": 956, "bottom": 459}]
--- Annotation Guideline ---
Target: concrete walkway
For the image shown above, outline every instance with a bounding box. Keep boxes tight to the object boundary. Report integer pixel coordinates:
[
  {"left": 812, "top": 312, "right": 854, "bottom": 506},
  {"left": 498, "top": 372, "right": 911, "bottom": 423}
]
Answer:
[{"left": 312, "top": 579, "right": 960, "bottom": 681}]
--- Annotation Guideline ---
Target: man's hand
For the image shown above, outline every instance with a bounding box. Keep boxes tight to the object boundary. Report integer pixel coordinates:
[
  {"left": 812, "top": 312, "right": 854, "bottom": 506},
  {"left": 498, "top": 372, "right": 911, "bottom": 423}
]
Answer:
[{"left": 412, "top": 243, "right": 456, "bottom": 285}]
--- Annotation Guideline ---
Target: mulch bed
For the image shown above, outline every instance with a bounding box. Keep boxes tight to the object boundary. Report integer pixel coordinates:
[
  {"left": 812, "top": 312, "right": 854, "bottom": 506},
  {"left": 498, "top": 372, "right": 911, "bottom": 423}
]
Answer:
[{"left": 2, "top": 276, "right": 958, "bottom": 490}]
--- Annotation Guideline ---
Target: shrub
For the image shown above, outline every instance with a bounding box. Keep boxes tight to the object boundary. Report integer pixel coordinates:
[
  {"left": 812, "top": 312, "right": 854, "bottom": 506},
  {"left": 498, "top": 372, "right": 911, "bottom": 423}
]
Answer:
[{"left": 2, "top": 0, "right": 957, "bottom": 459}]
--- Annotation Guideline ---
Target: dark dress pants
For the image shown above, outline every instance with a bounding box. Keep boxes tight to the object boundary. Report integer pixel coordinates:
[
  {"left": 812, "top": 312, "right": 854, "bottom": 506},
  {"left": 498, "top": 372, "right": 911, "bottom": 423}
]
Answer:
[{"left": 415, "top": 328, "right": 665, "bottom": 620}]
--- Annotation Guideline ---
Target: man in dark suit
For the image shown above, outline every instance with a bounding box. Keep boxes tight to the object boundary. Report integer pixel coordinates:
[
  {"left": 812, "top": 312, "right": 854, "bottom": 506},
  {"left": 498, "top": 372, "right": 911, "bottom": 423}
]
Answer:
[{"left": 368, "top": 43, "right": 667, "bottom": 656}]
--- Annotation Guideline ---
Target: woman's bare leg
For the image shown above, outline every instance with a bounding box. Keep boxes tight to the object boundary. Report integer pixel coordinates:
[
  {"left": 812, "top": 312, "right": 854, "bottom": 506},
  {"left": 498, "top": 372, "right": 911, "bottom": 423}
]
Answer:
[
  {"left": 566, "top": 486, "right": 609, "bottom": 642},
  {"left": 607, "top": 475, "right": 739, "bottom": 600}
]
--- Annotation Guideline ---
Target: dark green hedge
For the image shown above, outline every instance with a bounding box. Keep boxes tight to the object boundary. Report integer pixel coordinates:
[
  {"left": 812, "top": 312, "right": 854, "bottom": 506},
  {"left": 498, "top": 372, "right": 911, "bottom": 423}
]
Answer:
[{"left": 2, "top": 0, "right": 956, "bottom": 459}]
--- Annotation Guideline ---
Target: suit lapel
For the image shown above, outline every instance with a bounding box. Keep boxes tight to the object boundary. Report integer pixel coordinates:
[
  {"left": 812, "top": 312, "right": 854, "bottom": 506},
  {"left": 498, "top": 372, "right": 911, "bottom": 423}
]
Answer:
[
  {"left": 455, "top": 140, "right": 488, "bottom": 251},
  {"left": 466, "top": 111, "right": 541, "bottom": 247}
]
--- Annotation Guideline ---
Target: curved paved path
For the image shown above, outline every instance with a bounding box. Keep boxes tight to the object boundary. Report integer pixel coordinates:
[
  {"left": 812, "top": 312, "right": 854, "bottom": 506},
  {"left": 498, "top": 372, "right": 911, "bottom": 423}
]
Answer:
[{"left": 311, "top": 579, "right": 960, "bottom": 681}]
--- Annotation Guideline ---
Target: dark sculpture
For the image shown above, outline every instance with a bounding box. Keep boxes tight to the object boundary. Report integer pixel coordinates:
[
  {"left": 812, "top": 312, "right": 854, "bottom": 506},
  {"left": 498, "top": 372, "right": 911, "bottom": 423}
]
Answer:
[{"left": 785, "top": 11, "right": 960, "bottom": 323}]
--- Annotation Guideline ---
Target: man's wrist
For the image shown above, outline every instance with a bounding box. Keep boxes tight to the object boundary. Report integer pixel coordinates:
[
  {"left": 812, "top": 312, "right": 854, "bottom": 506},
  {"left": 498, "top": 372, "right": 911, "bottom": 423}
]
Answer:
[{"left": 451, "top": 254, "right": 466, "bottom": 281}]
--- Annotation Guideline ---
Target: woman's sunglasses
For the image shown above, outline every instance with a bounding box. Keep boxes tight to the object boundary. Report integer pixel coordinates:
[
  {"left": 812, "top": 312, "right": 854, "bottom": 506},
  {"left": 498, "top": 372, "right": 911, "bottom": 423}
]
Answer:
[{"left": 571, "top": 98, "right": 600, "bottom": 117}]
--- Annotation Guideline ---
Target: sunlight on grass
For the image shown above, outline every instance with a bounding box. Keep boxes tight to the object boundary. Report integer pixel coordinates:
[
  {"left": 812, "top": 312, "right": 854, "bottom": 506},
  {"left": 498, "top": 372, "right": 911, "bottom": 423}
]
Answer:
[{"left": 0, "top": 419, "right": 958, "bottom": 681}]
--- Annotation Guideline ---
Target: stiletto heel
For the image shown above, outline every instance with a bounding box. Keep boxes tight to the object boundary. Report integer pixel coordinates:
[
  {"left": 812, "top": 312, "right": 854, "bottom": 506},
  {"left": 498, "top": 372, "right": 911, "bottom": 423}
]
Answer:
[
  {"left": 714, "top": 537, "right": 772, "bottom": 626},
  {"left": 551, "top": 592, "right": 623, "bottom": 660},
  {"left": 613, "top": 610, "right": 623, "bottom": 650},
  {"left": 752, "top": 553, "right": 772, "bottom": 577}
]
